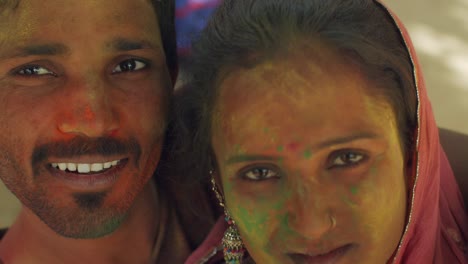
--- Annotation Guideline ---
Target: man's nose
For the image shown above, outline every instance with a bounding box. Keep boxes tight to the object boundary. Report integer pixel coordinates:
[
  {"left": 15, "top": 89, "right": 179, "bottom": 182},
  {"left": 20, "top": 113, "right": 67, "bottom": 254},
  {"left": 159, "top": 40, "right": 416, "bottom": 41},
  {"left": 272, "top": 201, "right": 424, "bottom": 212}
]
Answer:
[{"left": 56, "top": 77, "right": 119, "bottom": 138}]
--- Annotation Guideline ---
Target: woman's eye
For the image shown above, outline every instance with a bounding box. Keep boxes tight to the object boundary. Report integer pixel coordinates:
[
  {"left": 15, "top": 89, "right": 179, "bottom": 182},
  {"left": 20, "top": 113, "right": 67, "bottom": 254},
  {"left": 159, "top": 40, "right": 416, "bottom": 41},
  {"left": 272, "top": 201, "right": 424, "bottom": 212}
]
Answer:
[
  {"left": 331, "top": 151, "right": 365, "bottom": 168},
  {"left": 16, "top": 65, "right": 55, "bottom": 76},
  {"left": 112, "top": 59, "right": 148, "bottom": 73},
  {"left": 242, "top": 167, "right": 280, "bottom": 181}
]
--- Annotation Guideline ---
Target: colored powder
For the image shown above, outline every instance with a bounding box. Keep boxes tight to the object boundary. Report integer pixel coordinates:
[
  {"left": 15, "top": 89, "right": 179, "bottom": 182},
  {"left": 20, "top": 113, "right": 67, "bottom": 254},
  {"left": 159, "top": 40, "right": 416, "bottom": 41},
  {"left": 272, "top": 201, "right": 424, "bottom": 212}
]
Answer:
[
  {"left": 286, "top": 142, "right": 300, "bottom": 151},
  {"left": 277, "top": 145, "right": 284, "bottom": 152},
  {"left": 341, "top": 195, "right": 356, "bottom": 207},
  {"left": 303, "top": 148, "right": 312, "bottom": 159},
  {"left": 350, "top": 186, "right": 358, "bottom": 195},
  {"left": 84, "top": 106, "right": 95, "bottom": 121},
  {"left": 233, "top": 144, "right": 241, "bottom": 153},
  {"left": 236, "top": 206, "right": 268, "bottom": 234}
]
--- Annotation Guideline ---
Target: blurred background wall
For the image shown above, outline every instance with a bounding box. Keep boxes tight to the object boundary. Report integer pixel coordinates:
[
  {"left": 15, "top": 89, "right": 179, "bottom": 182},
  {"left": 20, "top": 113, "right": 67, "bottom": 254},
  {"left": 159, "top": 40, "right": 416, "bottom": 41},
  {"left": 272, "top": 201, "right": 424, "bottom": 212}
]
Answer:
[{"left": 1, "top": 0, "right": 467, "bottom": 228}]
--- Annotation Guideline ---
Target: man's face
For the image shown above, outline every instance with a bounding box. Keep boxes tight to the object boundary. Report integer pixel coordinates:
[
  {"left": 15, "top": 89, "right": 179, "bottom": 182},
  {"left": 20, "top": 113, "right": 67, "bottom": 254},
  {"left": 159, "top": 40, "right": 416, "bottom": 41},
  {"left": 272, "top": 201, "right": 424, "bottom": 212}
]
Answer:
[{"left": 0, "top": 0, "right": 170, "bottom": 238}]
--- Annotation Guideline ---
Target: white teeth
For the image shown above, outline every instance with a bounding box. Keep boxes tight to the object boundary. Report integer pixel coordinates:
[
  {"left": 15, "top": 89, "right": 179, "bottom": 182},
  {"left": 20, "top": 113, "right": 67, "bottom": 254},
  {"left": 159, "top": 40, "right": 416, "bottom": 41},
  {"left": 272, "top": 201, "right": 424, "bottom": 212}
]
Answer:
[
  {"left": 67, "top": 163, "right": 77, "bottom": 171},
  {"left": 91, "top": 163, "right": 104, "bottom": 172},
  {"left": 51, "top": 159, "right": 121, "bottom": 174},
  {"left": 77, "top": 164, "right": 90, "bottom": 173}
]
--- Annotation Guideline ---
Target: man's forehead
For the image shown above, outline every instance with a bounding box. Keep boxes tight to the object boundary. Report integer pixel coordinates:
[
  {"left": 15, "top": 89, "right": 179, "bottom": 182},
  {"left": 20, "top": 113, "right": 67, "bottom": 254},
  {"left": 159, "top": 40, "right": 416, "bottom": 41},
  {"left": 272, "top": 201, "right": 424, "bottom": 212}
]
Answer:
[
  {"left": 0, "top": 0, "right": 160, "bottom": 39},
  {"left": 0, "top": 0, "right": 163, "bottom": 59}
]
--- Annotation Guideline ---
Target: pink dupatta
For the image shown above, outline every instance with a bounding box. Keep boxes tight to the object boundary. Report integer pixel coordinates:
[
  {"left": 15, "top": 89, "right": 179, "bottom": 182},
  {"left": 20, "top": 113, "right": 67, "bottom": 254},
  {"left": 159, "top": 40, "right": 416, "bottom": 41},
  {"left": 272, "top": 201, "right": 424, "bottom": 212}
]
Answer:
[
  {"left": 186, "top": 1, "right": 468, "bottom": 263},
  {"left": 377, "top": 1, "right": 468, "bottom": 263}
]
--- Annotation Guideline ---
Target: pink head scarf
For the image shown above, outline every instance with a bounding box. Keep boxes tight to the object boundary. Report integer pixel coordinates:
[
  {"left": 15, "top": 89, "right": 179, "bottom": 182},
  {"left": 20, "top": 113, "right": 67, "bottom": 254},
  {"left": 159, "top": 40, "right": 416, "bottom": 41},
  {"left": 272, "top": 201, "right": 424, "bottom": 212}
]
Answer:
[
  {"left": 376, "top": 1, "right": 468, "bottom": 263},
  {"left": 186, "top": 1, "right": 468, "bottom": 263}
]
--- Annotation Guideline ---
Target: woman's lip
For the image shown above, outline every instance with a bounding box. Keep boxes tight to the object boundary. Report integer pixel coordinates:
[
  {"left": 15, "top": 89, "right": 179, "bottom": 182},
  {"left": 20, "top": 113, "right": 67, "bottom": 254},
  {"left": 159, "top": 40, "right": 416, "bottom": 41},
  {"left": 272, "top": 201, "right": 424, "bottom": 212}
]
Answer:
[
  {"left": 46, "top": 158, "right": 129, "bottom": 191},
  {"left": 288, "top": 244, "right": 354, "bottom": 264}
]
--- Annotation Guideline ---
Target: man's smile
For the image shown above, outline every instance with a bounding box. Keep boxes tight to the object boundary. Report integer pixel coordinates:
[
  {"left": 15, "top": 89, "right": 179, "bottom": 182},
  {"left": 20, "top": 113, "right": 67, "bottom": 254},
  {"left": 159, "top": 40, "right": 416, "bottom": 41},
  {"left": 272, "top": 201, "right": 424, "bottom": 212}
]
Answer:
[
  {"left": 50, "top": 158, "right": 123, "bottom": 174},
  {"left": 45, "top": 158, "right": 129, "bottom": 190}
]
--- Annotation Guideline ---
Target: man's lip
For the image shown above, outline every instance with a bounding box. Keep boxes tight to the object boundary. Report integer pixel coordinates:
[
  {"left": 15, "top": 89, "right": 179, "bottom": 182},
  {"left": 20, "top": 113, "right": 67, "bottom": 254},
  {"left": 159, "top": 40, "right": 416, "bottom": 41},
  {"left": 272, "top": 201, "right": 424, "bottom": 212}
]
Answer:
[
  {"left": 45, "top": 158, "right": 129, "bottom": 191},
  {"left": 288, "top": 244, "right": 354, "bottom": 264}
]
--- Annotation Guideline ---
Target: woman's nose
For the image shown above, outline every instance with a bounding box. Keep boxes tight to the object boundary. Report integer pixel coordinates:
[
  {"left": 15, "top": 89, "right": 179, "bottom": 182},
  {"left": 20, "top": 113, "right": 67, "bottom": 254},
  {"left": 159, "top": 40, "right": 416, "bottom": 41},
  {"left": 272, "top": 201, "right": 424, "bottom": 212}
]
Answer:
[{"left": 285, "top": 185, "right": 335, "bottom": 240}]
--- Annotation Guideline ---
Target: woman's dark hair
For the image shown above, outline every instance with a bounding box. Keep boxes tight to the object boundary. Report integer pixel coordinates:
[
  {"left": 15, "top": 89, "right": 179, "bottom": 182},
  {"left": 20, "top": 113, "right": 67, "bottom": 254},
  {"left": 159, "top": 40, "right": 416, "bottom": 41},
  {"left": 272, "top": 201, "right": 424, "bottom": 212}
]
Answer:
[
  {"left": 152, "top": 0, "right": 177, "bottom": 77},
  {"left": 175, "top": 0, "right": 417, "bottom": 176},
  {"left": 168, "top": 0, "right": 418, "bottom": 229}
]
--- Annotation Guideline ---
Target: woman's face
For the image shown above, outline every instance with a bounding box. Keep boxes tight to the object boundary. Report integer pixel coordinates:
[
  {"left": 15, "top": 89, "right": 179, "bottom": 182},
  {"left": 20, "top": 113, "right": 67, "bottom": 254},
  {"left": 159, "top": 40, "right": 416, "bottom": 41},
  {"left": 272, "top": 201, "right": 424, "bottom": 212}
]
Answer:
[{"left": 211, "top": 46, "right": 407, "bottom": 263}]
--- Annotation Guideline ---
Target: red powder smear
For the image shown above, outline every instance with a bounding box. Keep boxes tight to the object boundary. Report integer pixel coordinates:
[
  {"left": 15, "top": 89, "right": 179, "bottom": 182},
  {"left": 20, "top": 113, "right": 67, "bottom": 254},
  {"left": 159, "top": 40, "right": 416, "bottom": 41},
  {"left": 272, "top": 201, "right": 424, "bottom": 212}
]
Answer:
[
  {"left": 83, "top": 106, "right": 96, "bottom": 121},
  {"left": 286, "top": 142, "right": 300, "bottom": 152}
]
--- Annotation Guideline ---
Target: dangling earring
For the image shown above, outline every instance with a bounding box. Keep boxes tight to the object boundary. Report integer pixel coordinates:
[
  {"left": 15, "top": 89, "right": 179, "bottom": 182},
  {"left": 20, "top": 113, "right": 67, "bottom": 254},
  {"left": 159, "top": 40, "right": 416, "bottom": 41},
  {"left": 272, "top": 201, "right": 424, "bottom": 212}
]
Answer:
[{"left": 210, "top": 171, "right": 245, "bottom": 263}]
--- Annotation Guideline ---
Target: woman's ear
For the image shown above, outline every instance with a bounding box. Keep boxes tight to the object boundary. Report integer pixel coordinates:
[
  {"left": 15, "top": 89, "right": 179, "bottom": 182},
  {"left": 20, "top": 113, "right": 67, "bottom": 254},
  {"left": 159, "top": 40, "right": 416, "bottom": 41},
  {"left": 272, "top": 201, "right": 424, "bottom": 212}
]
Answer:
[
  {"left": 210, "top": 169, "right": 225, "bottom": 196},
  {"left": 404, "top": 144, "right": 417, "bottom": 191},
  {"left": 209, "top": 149, "right": 224, "bottom": 194}
]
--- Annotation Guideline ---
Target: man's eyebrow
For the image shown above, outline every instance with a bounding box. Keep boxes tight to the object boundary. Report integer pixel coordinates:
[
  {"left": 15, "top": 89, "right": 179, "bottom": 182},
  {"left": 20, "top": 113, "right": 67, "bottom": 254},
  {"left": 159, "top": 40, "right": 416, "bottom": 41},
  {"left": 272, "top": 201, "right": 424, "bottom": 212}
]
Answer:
[
  {"left": 107, "top": 38, "right": 159, "bottom": 52},
  {"left": 3, "top": 43, "right": 70, "bottom": 59},
  {"left": 226, "top": 155, "right": 280, "bottom": 165}
]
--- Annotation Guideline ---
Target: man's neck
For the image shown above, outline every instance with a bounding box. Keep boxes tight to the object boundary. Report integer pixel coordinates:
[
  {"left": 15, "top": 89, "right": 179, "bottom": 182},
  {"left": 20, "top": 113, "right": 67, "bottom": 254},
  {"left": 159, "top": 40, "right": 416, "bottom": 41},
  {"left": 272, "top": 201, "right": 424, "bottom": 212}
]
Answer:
[{"left": 0, "top": 183, "right": 162, "bottom": 264}]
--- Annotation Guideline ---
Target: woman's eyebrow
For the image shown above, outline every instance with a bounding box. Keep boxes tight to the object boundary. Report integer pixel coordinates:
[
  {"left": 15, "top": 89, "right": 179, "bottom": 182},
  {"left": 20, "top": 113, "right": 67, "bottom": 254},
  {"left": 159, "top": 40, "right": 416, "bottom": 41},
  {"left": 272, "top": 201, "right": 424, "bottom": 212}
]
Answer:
[
  {"left": 225, "top": 132, "right": 380, "bottom": 164},
  {"left": 313, "top": 132, "right": 380, "bottom": 150},
  {"left": 226, "top": 155, "right": 280, "bottom": 165}
]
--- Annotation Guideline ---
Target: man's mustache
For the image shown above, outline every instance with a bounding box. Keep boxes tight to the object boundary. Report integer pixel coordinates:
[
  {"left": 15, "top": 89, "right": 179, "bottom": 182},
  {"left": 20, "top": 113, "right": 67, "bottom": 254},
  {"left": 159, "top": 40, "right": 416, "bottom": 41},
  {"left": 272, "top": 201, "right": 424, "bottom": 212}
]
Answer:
[{"left": 31, "top": 136, "right": 141, "bottom": 167}]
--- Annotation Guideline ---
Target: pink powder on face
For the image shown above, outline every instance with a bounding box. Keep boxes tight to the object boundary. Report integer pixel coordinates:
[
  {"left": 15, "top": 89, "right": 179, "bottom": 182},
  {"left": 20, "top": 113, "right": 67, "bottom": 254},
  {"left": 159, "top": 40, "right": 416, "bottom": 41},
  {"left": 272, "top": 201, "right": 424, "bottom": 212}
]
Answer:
[
  {"left": 286, "top": 142, "right": 300, "bottom": 152},
  {"left": 84, "top": 106, "right": 96, "bottom": 121}
]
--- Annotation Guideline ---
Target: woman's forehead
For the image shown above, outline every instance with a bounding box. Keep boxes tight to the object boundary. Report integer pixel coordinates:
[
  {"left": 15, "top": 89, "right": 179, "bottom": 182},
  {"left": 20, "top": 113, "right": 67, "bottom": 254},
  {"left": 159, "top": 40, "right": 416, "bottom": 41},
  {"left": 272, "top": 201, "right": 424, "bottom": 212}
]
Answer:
[
  {"left": 216, "top": 49, "right": 370, "bottom": 114},
  {"left": 212, "top": 56, "right": 396, "bottom": 150}
]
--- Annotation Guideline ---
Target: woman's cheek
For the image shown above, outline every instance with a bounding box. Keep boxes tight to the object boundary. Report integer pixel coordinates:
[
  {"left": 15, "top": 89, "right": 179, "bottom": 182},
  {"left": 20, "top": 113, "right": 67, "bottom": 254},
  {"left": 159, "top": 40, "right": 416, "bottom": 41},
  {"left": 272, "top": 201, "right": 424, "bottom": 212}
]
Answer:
[{"left": 225, "top": 185, "right": 290, "bottom": 249}]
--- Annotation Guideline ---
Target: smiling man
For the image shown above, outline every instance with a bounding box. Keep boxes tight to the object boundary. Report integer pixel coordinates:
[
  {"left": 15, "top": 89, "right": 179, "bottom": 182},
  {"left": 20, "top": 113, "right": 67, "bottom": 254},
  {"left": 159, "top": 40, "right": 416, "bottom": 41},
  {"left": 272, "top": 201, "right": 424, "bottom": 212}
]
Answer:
[{"left": 0, "top": 0, "right": 196, "bottom": 263}]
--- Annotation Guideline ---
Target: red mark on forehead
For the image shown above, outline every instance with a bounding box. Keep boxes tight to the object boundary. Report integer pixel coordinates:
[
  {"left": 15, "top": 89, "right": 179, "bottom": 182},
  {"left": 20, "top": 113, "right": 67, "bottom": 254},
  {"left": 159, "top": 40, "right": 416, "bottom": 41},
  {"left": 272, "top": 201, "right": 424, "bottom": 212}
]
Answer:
[
  {"left": 286, "top": 142, "right": 300, "bottom": 152},
  {"left": 84, "top": 106, "right": 95, "bottom": 121}
]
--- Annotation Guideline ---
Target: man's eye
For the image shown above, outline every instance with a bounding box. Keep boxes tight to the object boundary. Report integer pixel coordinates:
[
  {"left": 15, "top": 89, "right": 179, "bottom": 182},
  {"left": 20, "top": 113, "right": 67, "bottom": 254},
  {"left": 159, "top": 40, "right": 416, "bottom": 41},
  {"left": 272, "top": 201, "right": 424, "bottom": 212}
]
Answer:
[
  {"left": 242, "top": 167, "right": 280, "bottom": 181},
  {"left": 112, "top": 59, "right": 148, "bottom": 73},
  {"left": 330, "top": 151, "right": 366, "bottom": 168},
  {"left": 16, "top": 65, "right": 55, "bottom": 76}
]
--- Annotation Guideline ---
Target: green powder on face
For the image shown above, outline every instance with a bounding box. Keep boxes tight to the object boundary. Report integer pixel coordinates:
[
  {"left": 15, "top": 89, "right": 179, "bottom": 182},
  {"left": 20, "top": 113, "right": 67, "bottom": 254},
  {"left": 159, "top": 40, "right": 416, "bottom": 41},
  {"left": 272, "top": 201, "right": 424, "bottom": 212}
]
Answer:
[
  {"left": 233, "top": 144, "right": 241, "bottom": 153},
  {"left": 263, "top": 127, "right": 270, "bottom": 134},
  {"left": 236, "top": 206, "right": 268, "bottom": 234},
  {"left": 303, "top": 148, "right": 312, "bottom": 159},
  {"left": 340, "top": 195, "right": 356, "bottom": 207},
  {"left": 350, "top": 186, "right": 359, "bottom": 195},
  {"left": 277, "top": 145, "right": 284, "bottom": 152}
]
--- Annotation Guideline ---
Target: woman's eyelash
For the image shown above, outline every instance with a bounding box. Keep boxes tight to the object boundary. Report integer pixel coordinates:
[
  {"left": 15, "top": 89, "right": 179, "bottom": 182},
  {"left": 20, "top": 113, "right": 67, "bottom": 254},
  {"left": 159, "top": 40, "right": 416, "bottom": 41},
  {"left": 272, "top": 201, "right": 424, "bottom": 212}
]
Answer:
[
  {"left": 328, "top": 150, "right": 368, "bottom": 169},
  {"left": 239, "top": 165, "right": 281, "bottom": 181}
]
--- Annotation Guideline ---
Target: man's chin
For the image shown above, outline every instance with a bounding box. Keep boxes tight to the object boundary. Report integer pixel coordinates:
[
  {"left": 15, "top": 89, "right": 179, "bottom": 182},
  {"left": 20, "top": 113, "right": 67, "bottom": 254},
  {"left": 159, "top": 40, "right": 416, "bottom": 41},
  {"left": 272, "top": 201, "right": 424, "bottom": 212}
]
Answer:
[
  {"left": 44, "top": 210, "right": 126, "bottom": 239},
  {"left": 59, "top": 214, "right": 127, "bottom": 239},
  {"left": 32, "top": 201, "right": 130, "bottom": 239}
]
